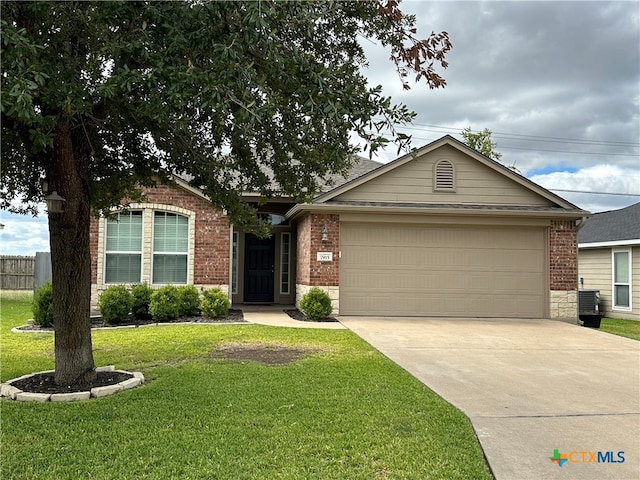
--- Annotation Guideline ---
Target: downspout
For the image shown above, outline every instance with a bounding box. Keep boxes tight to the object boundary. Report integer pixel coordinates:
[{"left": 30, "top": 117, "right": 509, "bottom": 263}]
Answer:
[
  {"left": 575, "top": 216, "right": 589, "bottom": 231},
  {"left": 575, "top": 216, "right": 588, "bottom": 293}
]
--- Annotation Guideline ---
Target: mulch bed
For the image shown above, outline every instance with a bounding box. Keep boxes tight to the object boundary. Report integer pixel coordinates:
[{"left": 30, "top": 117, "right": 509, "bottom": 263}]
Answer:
[
  {"left": 10, "top": 371, "right": 133, "bottom": 394},
  {"left": 16, "top": 309, "right": 245, "bottom": 332},
  {"left": 284, "top": 308, "right": 338, "bottom": 323}
]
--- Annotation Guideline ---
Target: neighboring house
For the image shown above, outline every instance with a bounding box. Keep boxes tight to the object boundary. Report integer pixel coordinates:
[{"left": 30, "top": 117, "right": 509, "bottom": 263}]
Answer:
[
  {"left": 90, "top": 135, "right": 589, "bottom": 320},
  {"left": 578, "top": 202, "right": 640, "bottom": 321}
]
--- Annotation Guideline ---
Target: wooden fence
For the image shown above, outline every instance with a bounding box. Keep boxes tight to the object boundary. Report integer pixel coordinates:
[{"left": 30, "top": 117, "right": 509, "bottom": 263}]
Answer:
[{"left": 0, "top": 256, "right": 35, "bottom": 290}]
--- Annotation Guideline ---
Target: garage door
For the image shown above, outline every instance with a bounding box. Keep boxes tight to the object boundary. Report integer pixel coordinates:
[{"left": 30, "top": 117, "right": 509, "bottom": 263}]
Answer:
[{"left": 340, "top": 223, "right": 547, "bottom": 317}]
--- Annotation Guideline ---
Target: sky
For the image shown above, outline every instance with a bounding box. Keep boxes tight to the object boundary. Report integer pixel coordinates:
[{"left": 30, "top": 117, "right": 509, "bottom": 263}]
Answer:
[{"left": 1, "top": 0, "right": 639, "bottom": 256}]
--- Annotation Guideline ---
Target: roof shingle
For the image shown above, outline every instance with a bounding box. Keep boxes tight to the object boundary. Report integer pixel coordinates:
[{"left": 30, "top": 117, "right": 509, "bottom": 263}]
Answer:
[{"left": 578, "top": 202, "right": 640, "bottom": 244}]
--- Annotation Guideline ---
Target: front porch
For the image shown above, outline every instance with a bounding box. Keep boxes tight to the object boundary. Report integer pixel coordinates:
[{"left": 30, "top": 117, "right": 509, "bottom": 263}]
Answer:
[{"left": 230, "top": 206, "right": 297, "bottom": 307}]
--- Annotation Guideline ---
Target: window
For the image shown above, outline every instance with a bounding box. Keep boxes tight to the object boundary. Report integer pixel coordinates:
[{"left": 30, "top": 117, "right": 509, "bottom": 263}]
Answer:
[
  {"left": 280, "top": 232, "right": 290, "bottom": 294},
  {"left": 434, "top": 159, "right": 455, "bottom": 191},
  {"left": 105, "top": 211, "right": 143, "bottom": 283},
  {"left": 152, "top": 212, "right": 188, "bottom": 284},
  {"left": 613, "top": 250, "right": 631, "bottom": 310},
  {"left": 232, "top": 231, "right": 239, "bottom": 294}
]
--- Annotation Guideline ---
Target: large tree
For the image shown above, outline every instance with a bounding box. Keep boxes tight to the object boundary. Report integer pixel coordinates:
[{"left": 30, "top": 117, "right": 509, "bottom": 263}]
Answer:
[{"left": 1, "top": 0, "right": 451, "bottom": 385}]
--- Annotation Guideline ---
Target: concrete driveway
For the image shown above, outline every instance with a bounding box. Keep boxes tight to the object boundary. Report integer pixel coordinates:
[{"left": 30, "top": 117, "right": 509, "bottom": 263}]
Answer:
[{"left": 338, "top": 317, "right": 640, "bottom": 480}]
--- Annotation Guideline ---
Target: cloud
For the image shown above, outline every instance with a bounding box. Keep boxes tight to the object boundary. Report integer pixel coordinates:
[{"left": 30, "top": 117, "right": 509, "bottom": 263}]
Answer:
[
  {"left": 2, "top": 1, "right": 638, "bottom": 256},
  {"left": 359, "top": 0, "right": 640, "bottom": 211},
  {"left": 0, "top": 211, "right": 50, "bottom": 256},
  {"left": 530, "top": 164, "right": 640, "bottom": 212}
]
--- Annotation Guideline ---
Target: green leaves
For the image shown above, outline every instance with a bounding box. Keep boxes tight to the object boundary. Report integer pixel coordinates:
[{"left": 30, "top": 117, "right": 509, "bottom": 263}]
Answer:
[
  {"left": 461, "top": 127, "right": 503, "bottom": 162},
  {"left": 1, "top": 0, "right": 450, "bottom": 225}
]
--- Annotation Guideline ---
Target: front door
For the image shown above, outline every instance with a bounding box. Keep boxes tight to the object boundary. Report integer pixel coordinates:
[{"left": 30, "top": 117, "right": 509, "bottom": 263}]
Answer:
[{"left": 244, "top": 234, "right": 275, "bottom": 302}]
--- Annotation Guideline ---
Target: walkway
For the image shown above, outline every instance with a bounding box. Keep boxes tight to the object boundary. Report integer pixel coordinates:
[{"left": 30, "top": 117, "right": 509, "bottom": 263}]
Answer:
[{"left": 241, "top": 305, "right": 346, "bottom": 329}]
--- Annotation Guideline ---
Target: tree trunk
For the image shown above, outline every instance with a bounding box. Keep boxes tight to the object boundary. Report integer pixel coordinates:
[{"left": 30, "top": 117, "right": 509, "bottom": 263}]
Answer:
[{"left": 46, "top": 122, "right": 97, "bottom": 386}]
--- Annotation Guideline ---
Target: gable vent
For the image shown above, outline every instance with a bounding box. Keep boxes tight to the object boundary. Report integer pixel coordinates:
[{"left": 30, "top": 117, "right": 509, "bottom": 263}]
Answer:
[{"left": 434, "top": 160, "right": 455, "bottom": 191}]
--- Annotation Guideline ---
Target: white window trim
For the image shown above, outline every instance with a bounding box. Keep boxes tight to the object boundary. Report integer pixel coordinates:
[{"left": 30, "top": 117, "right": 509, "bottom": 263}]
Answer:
[
  {"left": 98, "top": 203, "right": 195, "bottom": 288},
  {"left": 151, "top": 210, "right": 191, "bottom": 285},
  {"left": 612, "top": 249, "right": 632, "bottom": 311},
  {"left": 280, "top": 232, "right": 291, "bottom": 295}
]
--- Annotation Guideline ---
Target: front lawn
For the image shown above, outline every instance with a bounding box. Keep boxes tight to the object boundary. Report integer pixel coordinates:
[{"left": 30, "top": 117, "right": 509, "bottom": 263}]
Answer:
[
  {"left": 599, "top": 317, "right": 640, "bottom": 341},
  {"left": 0, "top": 293, "right": 492, "bottom": 480}
]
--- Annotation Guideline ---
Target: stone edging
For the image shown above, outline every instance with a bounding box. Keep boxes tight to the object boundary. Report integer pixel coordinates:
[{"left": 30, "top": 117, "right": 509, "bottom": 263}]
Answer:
[{"left": 0, "top": 366, "right": 144, "bottom": 402}]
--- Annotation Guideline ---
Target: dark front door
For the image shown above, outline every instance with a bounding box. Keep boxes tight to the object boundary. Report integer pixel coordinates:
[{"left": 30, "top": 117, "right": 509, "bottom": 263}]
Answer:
[{"left": 244, "top": 234, "right": 275, "bottom": 302}]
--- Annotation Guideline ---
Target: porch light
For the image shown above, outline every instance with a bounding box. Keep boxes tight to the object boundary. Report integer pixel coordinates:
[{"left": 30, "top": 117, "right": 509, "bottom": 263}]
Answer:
[
  {"left": 44, "top": 191, "right": 66, "bottom": 214},
  {"left": 321, "top": 224, "right": 329, "bottom": 242}
]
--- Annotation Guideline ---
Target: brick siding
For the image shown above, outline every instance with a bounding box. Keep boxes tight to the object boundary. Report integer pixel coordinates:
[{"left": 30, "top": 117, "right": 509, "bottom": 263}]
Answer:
[
  {"left": 90, "top": 183, "right": 230, "bottom": 286},
  {"left": 549, "top": 219, "right": 578, "bottom": 291},
  {"left": 295, "top": 213, "right": 340, "bottom": 286}
]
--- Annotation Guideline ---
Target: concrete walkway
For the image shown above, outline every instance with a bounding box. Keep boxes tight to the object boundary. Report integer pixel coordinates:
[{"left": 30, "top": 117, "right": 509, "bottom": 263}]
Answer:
[
  {"left": 338, "top": 317, "right": 640, "bottom": 480},
  {"left": 241, "top": 305, "right": 346, "bottom": 329}
]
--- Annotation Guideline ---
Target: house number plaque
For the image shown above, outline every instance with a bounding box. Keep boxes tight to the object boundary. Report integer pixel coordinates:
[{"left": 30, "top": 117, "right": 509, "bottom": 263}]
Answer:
[{"left": 317, "top": 252, "right": 333, "bottom": 262}]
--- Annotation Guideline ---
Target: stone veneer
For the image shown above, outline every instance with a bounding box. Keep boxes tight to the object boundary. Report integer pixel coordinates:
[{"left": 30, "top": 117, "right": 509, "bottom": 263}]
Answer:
[
  {"left": 296, "top": 284, "right": 340, "bottom": 314},
  {"left": 90, "top": 183, "right": 230, "bottom": 308},
  {"left": 0, "top": 366, "right": 144, "bottom": 402},
  {"left": 295, "top": 213, "right": 340, "bottom": 314},
  {"left": 549, "top": 219, "right": 579, "bottom": 320}
]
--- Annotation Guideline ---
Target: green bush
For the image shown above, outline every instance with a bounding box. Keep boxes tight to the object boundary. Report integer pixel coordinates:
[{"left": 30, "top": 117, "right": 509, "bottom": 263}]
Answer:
[
  {"left": 299, "top": 287, "right": 333, "bottom": 321},
  {"left": 98, "top": 285, "right": 134, "bottom": 325},
  {"left": 149, "top": 285, "right": 180, "bottom": 321},
  {"left": 200, "top": 288, "right": 230, "bottom": 318},
  {"left": 131, "top": 282, "right": 153, "bottom": 319},
  {"left": 32, "top": 281, "right": 54, "bottom": 327},
  {"left": 177, "top": 285, "right": 201, "bottom": 317}
]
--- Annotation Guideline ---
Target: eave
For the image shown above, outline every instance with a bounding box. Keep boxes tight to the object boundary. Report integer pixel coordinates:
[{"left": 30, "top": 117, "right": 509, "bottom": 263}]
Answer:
[
  {"left": 579, "top": 239, "right": 640, "bottom": 249},
  {"left": 287, "top": 201, "right": 590, "bottom": 221}
]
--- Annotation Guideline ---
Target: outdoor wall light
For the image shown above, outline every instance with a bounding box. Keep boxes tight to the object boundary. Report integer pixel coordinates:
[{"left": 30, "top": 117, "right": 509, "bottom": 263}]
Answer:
[
  {"left": 321, "top": 224, "right": 329, "bottom": 242},
  {"left": 44, "top": 191, "right": 66, "bottom": 214}
]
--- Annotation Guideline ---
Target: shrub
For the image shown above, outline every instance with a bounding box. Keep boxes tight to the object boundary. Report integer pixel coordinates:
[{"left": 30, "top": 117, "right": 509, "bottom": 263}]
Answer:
[
  {"left": 299, "top": 287, "right": 333, "bottom": 321},
  {"left": 32, "top": 281, "right": 54, "bottom": 327},
  {"left": 131, "top": 282, "right": 153, "bottom": 319},
  {"left": 200, "top": 288, "right": 230, "bottom": 318},
  {"left": 149, "top": 285, "right": 180, "bottom": 321},
  {"left": 98, "top": 285, "right": 134, "bottom": 325},
  {"left": 177, "top": 285, "right": 201, "bottom": 317}
]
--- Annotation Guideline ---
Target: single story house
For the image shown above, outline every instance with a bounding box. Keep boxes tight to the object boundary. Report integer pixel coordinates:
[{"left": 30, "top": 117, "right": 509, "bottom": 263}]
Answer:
[
  {"left": 90, "top": 135, "right": 589, "bottom": 320},
  {"left": 578, "top": 202, "right": 640, "bottom": 321}
]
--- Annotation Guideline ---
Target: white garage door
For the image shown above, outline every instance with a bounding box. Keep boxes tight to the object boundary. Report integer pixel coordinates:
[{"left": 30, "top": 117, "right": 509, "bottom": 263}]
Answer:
[{"left": 340, "top": 223, "right": 547, "bottom": 317}]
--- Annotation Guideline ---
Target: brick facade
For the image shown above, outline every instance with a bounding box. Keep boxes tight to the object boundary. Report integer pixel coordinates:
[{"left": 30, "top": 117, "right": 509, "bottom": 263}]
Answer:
[
  {"left": 548, "top": 219, "right": 578, "bottom": 320},
  {"left": 90, "top": 183, "right": 230, "bottom": 295},
  {"left": 549, "top": 219, "right": 578, "bottom": 291},
  {"left": 295, "top": 213, "right": 340, "bottom": 286},
  {"left": 295, "top": 213, "right": 340, "bottom": 313}
]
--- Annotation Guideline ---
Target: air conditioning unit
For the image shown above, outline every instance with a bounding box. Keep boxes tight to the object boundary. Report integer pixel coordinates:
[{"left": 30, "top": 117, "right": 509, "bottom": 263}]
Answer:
[{"left": 578, "top": 289, "right": 602, "bottom": 328}]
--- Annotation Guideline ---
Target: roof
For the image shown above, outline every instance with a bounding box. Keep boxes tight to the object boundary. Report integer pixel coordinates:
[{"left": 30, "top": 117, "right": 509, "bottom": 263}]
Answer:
[
  {"left": 318, "top": 156, "right": 383, "bottom": 192},
  {"left": 177, "top": 154, "right": 382, "bottom": 199},
  {"left": 312, "top": 135, "right": 587, "bottom": 213},
  {"left": 578, "top": 202, "right": 640, "bottom": 245}
]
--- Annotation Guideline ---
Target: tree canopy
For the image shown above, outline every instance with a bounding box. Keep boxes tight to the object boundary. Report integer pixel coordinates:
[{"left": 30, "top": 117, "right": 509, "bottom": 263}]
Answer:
[
  {"left": 460, "top": 127, "right": 502, "bottom": 162},
  {"left": 2, "top": 0, "right": 451, "bottom": 226},
  {"left": 1, "top": 0, "right": 451, "bottom": 385}
]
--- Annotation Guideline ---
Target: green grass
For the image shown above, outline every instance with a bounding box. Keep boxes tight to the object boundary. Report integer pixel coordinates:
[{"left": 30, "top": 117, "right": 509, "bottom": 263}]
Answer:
[
  {"left": 599, "top": 317, "right": 640, "bottom": 340},
  {"left": 0, "top": 293, "right": 492, "bottom": 480}
]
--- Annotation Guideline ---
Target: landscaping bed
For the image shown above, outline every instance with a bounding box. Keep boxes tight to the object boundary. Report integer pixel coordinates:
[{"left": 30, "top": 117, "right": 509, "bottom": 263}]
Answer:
[{"left": 15, "top": 309, "right": 245, "bottom": 332}]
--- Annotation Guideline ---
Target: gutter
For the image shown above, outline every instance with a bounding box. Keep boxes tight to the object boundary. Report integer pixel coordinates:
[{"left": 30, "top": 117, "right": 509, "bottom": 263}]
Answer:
[
  {"left": 575, "top": 216, "right": 589, "bottom": 231},
  {"left": 286, "top": 202, "right": 591, "bottom": 221}
]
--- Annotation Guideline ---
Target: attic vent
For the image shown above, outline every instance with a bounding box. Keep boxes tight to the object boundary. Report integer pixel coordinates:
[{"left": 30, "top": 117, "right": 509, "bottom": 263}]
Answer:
[{"left": 434, "top": 160, "right": 455, "bottom": 191}]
